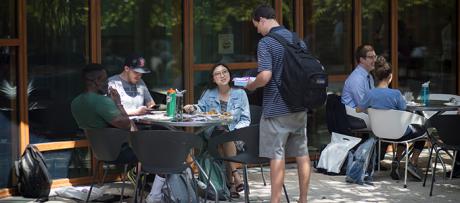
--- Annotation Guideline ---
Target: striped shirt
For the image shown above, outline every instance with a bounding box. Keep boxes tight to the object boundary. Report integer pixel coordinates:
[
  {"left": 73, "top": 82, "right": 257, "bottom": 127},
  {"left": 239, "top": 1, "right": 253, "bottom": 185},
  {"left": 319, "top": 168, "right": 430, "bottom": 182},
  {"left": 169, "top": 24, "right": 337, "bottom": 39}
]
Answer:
[{"left": 257, "top": 26, "right": 307, "bottom": 118}]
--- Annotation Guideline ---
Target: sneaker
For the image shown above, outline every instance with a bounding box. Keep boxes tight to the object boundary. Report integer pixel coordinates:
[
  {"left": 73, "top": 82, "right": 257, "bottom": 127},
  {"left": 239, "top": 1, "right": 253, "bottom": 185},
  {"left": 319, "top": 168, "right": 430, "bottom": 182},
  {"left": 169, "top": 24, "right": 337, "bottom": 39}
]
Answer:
[
  {"left": 127, "top": 167, "right": 137, "bottom": 187},
  {"left": 390, "top": 161, "right": 400, "bottom": 180},
  {"left": 407, "top": 162, "right": 423, "bottom": 181}
]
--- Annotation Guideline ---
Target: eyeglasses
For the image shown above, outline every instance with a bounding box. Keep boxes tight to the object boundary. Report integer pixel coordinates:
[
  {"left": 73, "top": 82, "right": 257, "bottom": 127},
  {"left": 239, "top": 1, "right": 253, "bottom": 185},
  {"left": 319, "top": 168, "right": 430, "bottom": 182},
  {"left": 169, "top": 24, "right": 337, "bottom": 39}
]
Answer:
[
  {"left": 213, "top": 70, "right": 229, "bottom": 77},
  {"left": 365, "top": 55, "right": 377, "bottom": 59}
]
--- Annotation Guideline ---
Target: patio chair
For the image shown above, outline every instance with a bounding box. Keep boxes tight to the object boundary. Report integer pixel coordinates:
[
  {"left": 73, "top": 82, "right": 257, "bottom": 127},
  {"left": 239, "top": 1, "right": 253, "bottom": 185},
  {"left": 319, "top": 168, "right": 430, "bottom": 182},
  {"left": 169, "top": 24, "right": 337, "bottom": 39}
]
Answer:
[
  {"left": 368, "top": 108, "right": 427, "bottom": 188},
  {"left": 207, "top": 124, "right": 290, "bottom": 203},
  {"left": 249, "top": 104, "right": 268, "bottom": 185},
  {"left": 84, "top": 128, "right": 134, "bottom": 203},
  {"left": 422, "top": 114, "right": 460, "bottom": 196},
  {"left": 129, "top": 130, "right": 204, "bottom": 203}
]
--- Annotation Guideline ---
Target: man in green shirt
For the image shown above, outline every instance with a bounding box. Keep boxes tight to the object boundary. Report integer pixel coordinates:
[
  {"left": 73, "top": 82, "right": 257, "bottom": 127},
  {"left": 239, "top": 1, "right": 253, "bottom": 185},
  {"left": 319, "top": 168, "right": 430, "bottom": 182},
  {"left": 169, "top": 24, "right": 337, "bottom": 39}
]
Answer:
[
  {"left": 71, "top": 63, "right": 135, "bottom": 130},
  {"left": 71, "top": 63, "right": 137, "bottom": 166}
]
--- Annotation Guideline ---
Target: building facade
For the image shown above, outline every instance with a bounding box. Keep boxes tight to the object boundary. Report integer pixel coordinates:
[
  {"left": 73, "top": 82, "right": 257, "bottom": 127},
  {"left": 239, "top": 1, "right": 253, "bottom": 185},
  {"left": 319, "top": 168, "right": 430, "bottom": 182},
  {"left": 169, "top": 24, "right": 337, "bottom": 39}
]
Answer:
[{"left": 0, "top": 0, "right": 459, "bottom": 195}]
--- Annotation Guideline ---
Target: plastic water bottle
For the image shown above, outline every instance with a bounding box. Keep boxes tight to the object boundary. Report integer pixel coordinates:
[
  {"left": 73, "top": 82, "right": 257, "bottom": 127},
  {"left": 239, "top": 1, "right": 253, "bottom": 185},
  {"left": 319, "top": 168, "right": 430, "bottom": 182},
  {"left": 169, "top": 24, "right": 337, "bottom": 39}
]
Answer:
[
  {"left": 420, "top": 81, "right": 430, "bottom": 106},
  {"left": 166, "top": 88, "right": 176, "bottom": 117}
]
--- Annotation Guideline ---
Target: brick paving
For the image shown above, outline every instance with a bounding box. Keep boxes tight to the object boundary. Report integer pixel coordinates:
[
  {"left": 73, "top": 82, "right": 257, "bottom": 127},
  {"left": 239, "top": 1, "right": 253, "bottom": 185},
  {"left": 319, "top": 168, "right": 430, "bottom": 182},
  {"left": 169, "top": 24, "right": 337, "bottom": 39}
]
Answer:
[{"left": 2, "top": 150, "right": 460, "bottom": 202}]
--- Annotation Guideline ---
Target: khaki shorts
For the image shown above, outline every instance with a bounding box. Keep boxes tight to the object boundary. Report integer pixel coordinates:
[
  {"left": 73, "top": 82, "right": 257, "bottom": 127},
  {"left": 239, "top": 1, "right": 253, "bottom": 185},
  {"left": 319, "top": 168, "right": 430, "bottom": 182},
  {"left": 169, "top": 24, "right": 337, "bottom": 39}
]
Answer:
[{"left": 259, "top": 111, "right": 309, "bottom": 160}]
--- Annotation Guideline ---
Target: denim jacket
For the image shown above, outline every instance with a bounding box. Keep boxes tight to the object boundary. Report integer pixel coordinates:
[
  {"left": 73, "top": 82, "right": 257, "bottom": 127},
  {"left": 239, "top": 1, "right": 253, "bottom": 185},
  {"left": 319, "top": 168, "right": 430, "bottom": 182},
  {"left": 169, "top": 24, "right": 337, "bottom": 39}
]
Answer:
[{"left": 195, "top": 88, "right": 250, "bottom": 131}]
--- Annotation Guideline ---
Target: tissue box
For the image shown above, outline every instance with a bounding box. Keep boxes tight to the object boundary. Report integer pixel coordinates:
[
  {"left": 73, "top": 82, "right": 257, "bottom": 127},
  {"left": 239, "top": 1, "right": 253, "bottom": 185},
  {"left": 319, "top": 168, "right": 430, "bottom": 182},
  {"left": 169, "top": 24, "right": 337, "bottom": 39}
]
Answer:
[{"left": 233, "top": 77, "right": 255, "bottom": 87}]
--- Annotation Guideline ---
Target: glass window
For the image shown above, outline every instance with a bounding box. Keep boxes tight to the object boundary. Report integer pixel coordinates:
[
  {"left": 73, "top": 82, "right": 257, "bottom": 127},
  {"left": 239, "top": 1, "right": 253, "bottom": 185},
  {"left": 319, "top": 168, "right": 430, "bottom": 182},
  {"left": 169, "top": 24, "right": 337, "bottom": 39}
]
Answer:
[
  {"left": 27, "top": 0, "right": 89, "bottom": 143},
  {"left": 0, "top": 46, "right": 18, "bottom": 188},
  {"left": 0, "top": 0, "right": 17, "bottom": 38},
  {"left": 282, "top": 0, "right": 295, "bottom": 31},
  {"left": 42, "top": 148, "right": 91, "bottom": 179},
  {"left": 362, "top": 0, "right": 390, "bottom": 58},
  {"left": 101, "top": 0, "right": 183, "bottom": 91},
  {"left": 303, "top": 0, "right": 353, "bottom": 75},
  {"left": 398, "top": 1, "right": 457, "bottom": 94},
  {"left": 193, "top": 0, "right": 271, "bottom": 64}
]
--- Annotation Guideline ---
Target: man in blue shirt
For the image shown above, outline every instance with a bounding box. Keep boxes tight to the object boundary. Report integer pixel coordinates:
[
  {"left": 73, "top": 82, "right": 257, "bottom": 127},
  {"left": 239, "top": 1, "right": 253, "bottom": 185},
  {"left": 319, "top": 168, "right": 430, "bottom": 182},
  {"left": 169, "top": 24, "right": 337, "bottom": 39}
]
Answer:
[
  {"left": 342, "top": 45, "right": 376, "bottom": 108},
  {"left": 246, "top": 5, "right": 310, "bottom": 203}
]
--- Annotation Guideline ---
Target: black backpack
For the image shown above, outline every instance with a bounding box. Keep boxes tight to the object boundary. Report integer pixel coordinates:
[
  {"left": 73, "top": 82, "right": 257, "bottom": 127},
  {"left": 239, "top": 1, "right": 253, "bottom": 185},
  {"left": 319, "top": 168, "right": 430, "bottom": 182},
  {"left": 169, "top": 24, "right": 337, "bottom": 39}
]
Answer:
[
  {"left": 14, "top": 144, "right": 52, "bottom": 199},
  {"left": 267, "top": 31, "right": 328, "bottom": 110}
]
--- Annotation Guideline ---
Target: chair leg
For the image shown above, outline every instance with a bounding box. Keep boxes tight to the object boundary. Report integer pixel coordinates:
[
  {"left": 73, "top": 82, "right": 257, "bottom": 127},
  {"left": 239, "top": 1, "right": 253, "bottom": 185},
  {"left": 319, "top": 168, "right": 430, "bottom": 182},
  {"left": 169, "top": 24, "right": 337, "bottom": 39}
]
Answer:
[
  {"left": 139, "top": 173, "right": 147, "bottom": 203},
  {"left": 451, "top": 151, "right": 457, "bottom": 180},
  {"left": 100, "top": 165, "right": 109, "bottom": 186},
  {"left": 119, "top": 164, "right": 128, "bottom": 203},
  {"left": 404, "top": 143, "right": 409, "bottom": 188},
  {"left": 243, "top": 164, "right": 250, "bottom": 203},
  {"left": 282, "top": 184, "right": 290, "bottom": 203},
  {"left": 260, "top": 164, "right": 267, "bottom": 186},
  {"left": 430, "top": 149, "right": 440, "bottom": 196},
  {"left": 378, "top": 140, "right": 381, "bottom": 171},
  {"left": 423, "top": 146, "right": 434, "bottom": 187},
  {"left": 134, "top": 165, "right": 142, "bottom": 203},
  {"left": 86, "top": 161, "right": 101, "bottom": 203}
]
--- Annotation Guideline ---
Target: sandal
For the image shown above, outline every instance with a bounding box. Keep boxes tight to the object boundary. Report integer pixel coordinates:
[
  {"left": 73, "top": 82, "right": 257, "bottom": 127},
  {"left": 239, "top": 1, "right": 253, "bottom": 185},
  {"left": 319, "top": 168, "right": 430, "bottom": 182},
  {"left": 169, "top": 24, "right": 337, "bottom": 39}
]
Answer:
[
  {"left": 229, "top": 184, "right": 241, "bottom": 199},
  {"left": 232, "top": 170, "right": 245, "bottom": 192}
]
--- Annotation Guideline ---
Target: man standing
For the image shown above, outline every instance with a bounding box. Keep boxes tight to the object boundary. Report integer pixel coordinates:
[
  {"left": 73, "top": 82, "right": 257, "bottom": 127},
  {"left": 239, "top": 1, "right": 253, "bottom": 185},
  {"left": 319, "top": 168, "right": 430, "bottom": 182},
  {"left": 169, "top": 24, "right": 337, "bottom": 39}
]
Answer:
[
  {"left": 108, "top": 53, "right": 156, "bottom": 116},
  {"left": 245, "top": 5, "right": 311, "bottom": 203},
  {"left": 342, "top": 45, "right": 377, "bottom": 108}
]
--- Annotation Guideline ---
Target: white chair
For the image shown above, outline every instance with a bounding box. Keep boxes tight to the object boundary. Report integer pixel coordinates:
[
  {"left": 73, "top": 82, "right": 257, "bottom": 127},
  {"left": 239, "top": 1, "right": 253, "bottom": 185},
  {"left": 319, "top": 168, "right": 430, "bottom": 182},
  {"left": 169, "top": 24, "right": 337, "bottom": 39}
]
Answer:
[
  {"left": 345, "top": 105, "right": 371, "bottom": 130},
  {"left": 368, "top": 108, "right": 428, "bottom": 188}
]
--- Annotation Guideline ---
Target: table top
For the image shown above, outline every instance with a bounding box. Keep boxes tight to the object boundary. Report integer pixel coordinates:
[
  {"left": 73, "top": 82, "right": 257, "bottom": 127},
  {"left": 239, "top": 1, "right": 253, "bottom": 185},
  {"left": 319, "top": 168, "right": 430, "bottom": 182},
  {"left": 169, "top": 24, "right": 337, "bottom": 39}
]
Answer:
[
  {"left": 131, "top": 112, "right": 232, "bottom": 129},
  {"left": 406, "top": 100, "right": 459, "bottom": 112}
]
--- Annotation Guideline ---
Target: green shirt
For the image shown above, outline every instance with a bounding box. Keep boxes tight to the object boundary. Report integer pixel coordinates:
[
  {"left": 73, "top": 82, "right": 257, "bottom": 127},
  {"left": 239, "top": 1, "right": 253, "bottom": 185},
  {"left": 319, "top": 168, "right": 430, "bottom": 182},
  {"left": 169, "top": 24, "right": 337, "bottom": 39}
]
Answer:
[{"left": 71, "top": 92, "right": 121, "bottom": 129}]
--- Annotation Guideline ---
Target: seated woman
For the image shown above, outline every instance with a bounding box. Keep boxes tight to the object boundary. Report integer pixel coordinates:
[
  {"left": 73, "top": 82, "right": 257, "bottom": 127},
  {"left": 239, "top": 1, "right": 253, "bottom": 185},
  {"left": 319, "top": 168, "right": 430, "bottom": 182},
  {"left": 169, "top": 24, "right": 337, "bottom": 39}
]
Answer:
[
  {"left": 184, "top": 63, "right": 250, "bottom": 197},
  {"left": 356, "top": 56, "right": 425, "bottom": 181}
]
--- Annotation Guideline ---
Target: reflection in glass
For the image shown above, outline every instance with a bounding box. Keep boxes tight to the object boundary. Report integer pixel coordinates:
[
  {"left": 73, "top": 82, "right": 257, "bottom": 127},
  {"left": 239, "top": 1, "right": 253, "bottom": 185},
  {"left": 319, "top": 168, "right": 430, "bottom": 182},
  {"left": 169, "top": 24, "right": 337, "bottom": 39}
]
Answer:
[
  {"left": 0, "top": 0, "right": 17, "bottom": 38},
  {"left": 101, "top": 0, "right": 183, "bottom": 91},
  {"left": 362, "top": 0, "right": 390, "bottom": 58},
  {"left": 398, "top": 0, "right": 456, "bottom": 94},
  {"left": 27, "top": 1, "right": 89, "bottom": 144},
  {"left": 303, "top": 0, "right": 353, "bottom": 74},
  {"left": 0, "top": 46, "right": 18, "bottom": 188},
  {"left": 282, "top": 0, "right": 295, "bottom": 31},
  {"left": 42, "top": 148, "right": 91, "bottom": 179},
  {"left": 193, "top": 0, "right": 271, "bottom": 64}
]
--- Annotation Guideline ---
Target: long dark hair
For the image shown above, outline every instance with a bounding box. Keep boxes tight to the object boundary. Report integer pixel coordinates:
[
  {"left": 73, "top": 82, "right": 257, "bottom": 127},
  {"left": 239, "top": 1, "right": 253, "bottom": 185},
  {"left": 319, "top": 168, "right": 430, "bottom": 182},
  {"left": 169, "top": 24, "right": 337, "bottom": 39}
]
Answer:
[{"left": 207, "top": 63, "right": 233, "bottom": 89}]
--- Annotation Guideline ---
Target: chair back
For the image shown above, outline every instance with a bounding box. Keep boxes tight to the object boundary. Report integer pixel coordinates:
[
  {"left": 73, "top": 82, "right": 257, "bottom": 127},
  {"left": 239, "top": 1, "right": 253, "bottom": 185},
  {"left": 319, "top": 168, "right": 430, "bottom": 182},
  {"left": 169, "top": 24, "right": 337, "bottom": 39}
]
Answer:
[
  {"left": 84, "top": 128, "right": 130, "bottom": 162},
  {"left": 345, "top": 105, "right": 370, "bottom": 129},
  {"left": 428, "top": 115, "right": 460, "bottom": 146},
  {"left": 325, "top": 94, "right": 352, "bottom": 135},
  {"left": 208, "top": 124, "right": 269, "bottom": 165},
  {"left": 130, "top": 130, "right": 203, "bottom": 174},
  {"left": 249, "top": 105, "right": 263, "bottom": 125},
  {"left": 368, "top": 108, "right": 426, "bottom": 140}
]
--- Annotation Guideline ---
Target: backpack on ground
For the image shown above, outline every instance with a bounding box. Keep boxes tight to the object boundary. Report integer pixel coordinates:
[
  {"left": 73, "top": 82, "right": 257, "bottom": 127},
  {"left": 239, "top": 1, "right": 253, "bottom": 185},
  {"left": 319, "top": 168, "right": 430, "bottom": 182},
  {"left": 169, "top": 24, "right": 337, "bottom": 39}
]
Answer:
[
  {"left": 196, "top": 152, "right": 230, "bottom": 201},
  {"left": 267, "top": 31, "right": 328, "bottom": 110},
  {"left": 162, "top": 168, "right": 198, "bottom": 203},
  {"left": 345, "top": 137, "right": 377, "bottom": 185},
  {"left": 14, "top": 144, "right": 52, "bottom": 199}
]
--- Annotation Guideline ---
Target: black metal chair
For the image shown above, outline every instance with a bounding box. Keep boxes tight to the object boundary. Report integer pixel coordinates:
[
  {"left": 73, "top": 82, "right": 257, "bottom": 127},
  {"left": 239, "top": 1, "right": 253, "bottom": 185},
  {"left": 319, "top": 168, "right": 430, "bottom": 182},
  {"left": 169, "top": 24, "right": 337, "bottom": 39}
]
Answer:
[
  {"left": 208, "top": 124, "right": 290, "bottom": 203},
  {"left": 249, "top": 104, "right": 268, "bottom": 186},
  {"left": 422, "top": 114, "right": 460, "bottom": 196},
  {"left": 84, "top": 128, "right": 134, "bottom": 203},
  {"left": 129, "top": 130, "right": 204, "bottom": 203}
]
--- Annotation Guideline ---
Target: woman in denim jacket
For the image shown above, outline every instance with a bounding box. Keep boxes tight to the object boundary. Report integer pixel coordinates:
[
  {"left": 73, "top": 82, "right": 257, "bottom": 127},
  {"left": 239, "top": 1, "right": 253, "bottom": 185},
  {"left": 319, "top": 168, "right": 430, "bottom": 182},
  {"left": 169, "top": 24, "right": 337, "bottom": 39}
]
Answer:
[{"left": 184, "top": 63, "right": 250, "bottom": 197}]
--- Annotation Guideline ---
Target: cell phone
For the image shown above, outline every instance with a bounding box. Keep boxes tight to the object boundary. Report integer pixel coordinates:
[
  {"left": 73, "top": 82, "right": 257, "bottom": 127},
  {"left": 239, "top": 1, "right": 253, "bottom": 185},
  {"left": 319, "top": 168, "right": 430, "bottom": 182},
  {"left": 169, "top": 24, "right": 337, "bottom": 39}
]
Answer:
[{"left": 152, "top": 104, "right": 161, "bottom": 110}]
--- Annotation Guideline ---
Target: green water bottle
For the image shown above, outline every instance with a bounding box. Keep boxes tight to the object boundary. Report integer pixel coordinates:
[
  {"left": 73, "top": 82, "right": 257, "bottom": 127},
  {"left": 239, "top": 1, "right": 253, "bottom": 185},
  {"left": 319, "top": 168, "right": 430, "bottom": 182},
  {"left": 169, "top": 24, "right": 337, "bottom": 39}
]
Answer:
[{"left": 166, "top": 88, "right": 176, "bottom": 117}]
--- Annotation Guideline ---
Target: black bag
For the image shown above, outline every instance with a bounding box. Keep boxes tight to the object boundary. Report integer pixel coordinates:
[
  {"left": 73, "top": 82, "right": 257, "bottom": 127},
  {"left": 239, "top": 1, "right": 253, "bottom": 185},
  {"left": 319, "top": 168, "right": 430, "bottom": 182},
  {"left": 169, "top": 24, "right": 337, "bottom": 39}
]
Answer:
[
  {"left": 14, "top": 144, "right": 52, "bottom": 199},
  {"left": 267, "top": 32, "right": 328, "bottom": 110}
]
